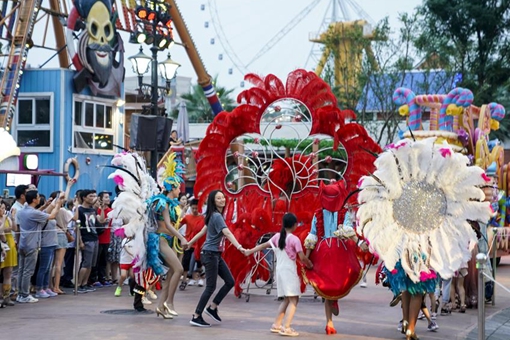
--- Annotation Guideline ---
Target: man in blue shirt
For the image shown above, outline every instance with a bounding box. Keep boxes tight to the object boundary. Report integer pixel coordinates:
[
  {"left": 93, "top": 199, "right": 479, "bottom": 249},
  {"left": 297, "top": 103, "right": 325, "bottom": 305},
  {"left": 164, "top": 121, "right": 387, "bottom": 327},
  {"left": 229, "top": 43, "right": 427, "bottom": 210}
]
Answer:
[{"left": 16, "top": 190, "right": 64, "bottom": 303}]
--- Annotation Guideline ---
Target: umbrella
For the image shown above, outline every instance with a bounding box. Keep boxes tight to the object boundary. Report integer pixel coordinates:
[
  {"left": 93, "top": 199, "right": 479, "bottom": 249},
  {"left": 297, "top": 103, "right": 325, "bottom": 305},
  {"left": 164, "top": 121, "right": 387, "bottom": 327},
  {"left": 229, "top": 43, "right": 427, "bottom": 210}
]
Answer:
[{"left": 176, "top": 101, "right": 190, "bottom": 143}]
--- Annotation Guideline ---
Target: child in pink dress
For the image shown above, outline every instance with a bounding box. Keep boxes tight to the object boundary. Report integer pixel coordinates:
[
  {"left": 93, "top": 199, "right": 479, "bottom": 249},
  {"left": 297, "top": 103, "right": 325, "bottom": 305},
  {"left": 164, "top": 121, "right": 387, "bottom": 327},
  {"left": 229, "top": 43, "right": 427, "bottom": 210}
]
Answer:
[{"left": 246, "top": 213, "right": 313, "bottom": 337}]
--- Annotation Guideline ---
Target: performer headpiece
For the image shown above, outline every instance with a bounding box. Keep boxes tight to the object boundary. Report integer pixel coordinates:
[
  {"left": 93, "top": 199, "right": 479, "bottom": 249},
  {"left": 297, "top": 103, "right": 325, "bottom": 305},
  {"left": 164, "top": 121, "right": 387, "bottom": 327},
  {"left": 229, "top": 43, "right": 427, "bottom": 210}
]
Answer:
[
  {"left": 319, "top": 180, "right": 347, "bottom": 212},
  {"left": 158, "top": 152, "right": 185, "bottom": 192}
]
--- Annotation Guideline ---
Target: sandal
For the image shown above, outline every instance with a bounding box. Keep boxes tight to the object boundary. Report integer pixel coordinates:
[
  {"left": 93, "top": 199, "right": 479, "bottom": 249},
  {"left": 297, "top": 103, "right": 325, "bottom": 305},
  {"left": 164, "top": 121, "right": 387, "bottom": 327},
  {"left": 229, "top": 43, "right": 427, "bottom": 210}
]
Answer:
[
  {"left": 270, "top": 324, "right": 283, "bottom": 333},
  {"left": 279, "top": 327, "right": 299, "bottom": 337},
  {"left": 460, "top": 304, "right": 466, "bottom": 313},
  {"left": 179, "top": 281, "right": 187, "bottom": 291}
]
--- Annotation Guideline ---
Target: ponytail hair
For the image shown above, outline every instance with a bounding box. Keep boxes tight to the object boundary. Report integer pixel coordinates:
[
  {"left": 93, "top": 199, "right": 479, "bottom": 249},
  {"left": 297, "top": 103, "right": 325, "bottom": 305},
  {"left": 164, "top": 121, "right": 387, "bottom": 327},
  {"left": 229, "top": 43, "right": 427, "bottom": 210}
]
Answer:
[{"left": 279, "top": 212, "right": 297, "bottom": 250}]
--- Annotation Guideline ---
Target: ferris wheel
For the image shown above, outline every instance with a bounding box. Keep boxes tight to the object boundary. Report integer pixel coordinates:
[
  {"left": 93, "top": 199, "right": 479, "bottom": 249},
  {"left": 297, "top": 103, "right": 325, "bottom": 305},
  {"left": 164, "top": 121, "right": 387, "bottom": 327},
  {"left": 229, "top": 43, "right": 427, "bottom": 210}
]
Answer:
[{"left": 195, "top": 0, "right": 374, "bottom": 88}]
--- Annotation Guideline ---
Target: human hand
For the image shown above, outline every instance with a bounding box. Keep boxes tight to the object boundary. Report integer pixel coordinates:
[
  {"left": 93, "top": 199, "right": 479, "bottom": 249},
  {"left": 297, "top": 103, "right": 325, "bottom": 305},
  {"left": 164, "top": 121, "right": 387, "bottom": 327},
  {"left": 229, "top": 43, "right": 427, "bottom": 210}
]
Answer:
[
  {"left": 181, "top": 240, "right": 189, "bottom": 251},
  {"left": 360, "top": 242, "right": 369, "bottom": 252},
  {"left": 306, "top": 261, "right": 313, "bottom": 269},
  {"left": 79, "top": 242, "right": 85, "bottom": 250}
]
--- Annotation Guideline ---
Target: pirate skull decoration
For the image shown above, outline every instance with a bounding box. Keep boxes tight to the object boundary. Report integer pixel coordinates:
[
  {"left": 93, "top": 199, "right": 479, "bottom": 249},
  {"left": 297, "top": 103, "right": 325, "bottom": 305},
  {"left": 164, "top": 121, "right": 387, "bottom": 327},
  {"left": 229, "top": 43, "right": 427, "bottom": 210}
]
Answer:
[{"left": 67, "top": 0, "right": 124, "bottom": 96}]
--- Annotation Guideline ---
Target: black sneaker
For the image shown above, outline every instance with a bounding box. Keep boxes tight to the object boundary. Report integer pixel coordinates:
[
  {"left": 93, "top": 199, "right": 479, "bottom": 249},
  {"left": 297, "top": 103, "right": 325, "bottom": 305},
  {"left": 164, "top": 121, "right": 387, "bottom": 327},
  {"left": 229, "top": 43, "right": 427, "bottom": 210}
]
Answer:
[
  {"left": 190, "top": 314, "right": 211, "bottom": 327},
  {"left": 76, "top": 286, "right": 88, "bottom": 294},
  {"left": 84, "top": 285, "right": 96, "bottom": 292},
  {"left": 205, "top": 306, "right": 222, "bottom": 323}
]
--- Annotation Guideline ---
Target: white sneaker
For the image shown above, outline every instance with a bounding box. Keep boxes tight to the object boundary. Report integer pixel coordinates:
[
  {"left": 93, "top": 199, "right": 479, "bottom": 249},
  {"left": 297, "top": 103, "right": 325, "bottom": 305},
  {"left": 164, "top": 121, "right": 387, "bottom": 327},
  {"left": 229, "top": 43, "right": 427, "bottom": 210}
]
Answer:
[
  {"left": 142, "top": 297, "right": 152, "bottom": 305},
  {"left": 431, "top": 312, "right": 437, "bottom": 320},
  {"left": 45, "top": 289, "right": 58, "bottom": 297},
  {"left": 188, "top": 279, "right": 197, "bottom": 286},
  {"left": 35, "top": 290, "right": 50, "bottom": 299},
  {"left": 147, "top": 290, "right": 157, "bottom": 300},
  {"left": 197, "top": 279, "right": 204, "bottom": 287},
  {"left": 360, "top": 282, "right": 367, "bottom": 288},
  {"left": 18, "top": 295, "right": 39, "bottom": 303}
]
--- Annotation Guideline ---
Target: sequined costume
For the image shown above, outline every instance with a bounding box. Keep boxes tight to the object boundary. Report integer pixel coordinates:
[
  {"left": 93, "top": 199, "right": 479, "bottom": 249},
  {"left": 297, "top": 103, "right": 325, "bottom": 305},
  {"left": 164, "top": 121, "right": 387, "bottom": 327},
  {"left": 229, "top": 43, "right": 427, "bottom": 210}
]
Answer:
[{"left": 146, "top": 153, "right": 185, "bottom": 275}]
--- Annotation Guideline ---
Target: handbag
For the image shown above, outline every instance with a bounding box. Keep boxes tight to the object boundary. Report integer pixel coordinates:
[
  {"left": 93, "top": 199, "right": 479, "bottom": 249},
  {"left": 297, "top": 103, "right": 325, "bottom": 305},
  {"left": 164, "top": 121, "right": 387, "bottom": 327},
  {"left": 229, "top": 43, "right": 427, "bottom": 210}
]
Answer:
[{"left": 65, "top": 230, "right": 75, "bottom": 243}]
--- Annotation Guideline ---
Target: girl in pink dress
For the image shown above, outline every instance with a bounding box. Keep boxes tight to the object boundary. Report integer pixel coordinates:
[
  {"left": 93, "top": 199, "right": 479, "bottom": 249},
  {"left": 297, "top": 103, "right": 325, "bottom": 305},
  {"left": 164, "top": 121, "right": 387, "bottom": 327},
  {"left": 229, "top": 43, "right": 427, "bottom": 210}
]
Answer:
[{"left": 246, "top": 213, "right": 313, "bottom": 337}]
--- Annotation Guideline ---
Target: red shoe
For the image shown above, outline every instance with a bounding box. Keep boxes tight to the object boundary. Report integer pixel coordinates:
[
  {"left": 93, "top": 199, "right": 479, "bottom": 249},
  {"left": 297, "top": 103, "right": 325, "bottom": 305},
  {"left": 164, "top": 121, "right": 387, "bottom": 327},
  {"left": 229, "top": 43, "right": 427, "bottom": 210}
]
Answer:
[
  {"left": 332, "top": 300, "right": 339, "bottom": 316},
  {"left": 325, "top": 325, "right": 337, "bottom": 335}
]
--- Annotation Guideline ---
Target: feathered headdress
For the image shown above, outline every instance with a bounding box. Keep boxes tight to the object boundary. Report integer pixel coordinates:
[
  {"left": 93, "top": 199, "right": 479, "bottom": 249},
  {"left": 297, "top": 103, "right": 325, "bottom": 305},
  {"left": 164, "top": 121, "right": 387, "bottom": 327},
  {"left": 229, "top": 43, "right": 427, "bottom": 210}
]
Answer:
[{"left": 158, "top": 152, "right": 185, "bottom": 192}]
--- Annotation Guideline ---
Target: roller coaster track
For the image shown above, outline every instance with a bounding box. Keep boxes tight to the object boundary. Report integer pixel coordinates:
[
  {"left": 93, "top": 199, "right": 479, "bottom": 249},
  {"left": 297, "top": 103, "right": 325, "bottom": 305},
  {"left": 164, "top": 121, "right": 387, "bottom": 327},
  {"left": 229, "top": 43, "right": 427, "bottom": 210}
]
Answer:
[{"left": 0, "top": 0, "right": 42, "bottom": 130}]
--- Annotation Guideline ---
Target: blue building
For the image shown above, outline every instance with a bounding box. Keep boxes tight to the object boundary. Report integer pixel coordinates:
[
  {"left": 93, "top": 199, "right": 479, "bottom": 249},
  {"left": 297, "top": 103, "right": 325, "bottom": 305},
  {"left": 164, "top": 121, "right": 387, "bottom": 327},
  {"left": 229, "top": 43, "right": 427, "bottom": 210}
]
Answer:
[{"left": 0, "top": 68, "right": 124, "bottom": 198}]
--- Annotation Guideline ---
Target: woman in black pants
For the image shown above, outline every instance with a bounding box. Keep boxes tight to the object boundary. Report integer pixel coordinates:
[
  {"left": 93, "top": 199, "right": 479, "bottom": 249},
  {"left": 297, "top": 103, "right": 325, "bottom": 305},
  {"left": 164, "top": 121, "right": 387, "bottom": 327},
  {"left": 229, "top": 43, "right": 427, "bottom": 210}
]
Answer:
[{"left": 187, "top": 190, "right": 245, "bottom": 327}]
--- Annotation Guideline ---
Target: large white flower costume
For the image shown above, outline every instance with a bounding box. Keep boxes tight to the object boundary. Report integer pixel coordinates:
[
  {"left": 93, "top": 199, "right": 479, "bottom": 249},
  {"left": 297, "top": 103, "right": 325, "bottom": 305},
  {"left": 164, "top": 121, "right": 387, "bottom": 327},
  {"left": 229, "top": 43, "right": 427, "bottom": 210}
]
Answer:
[{"left": 357, "top": 137, "right": 491, "bottom": 288}]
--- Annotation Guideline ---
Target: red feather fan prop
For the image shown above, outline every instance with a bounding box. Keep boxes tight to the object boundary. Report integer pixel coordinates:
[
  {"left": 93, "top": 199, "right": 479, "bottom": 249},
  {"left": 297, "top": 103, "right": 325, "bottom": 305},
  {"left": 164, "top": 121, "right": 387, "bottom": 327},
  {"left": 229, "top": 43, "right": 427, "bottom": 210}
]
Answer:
[{"left": 194, "top": 69, "right": 382, "bottom": 297}]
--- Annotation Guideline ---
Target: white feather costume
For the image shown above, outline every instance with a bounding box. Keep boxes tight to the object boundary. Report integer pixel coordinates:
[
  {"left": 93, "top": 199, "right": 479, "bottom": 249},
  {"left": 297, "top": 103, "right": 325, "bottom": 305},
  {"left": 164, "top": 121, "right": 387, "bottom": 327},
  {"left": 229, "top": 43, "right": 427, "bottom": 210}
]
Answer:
[
  {"left": 108, "top": 152, "right": 159, "bottom": 273},
  {"left": 357, "top": 138, "right": 491, "bottom": 283}
]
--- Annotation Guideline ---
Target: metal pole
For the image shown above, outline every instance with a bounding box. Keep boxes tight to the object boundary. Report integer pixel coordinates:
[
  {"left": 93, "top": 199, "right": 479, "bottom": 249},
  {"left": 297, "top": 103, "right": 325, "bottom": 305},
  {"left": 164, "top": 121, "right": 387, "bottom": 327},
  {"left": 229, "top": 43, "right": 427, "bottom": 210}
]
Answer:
[
  {"left": 73, "top": 220, "right": 81, "bottom": 295},
  {"left": 150, "top": 17, "right": 159, "bottom": 179},
  {"left": 476, "top": 253, "right": 487, "bottom": 340},
  {"left": 492, "top": 227, "right": 497, "bottom": 306}
]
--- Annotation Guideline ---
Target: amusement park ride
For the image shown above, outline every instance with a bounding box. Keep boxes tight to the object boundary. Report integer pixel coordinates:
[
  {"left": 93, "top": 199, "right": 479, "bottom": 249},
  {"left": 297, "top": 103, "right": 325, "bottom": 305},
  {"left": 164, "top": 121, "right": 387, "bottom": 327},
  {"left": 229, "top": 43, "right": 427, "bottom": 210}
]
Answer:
[{"left": 0, "top": 0, "right": 223, "bottom": 133}]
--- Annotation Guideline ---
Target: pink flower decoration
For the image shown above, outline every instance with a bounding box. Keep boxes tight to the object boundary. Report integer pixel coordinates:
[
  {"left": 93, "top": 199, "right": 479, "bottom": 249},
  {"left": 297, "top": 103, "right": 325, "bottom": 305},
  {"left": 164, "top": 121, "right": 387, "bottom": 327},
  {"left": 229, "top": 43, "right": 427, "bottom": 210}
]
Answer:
[
  {"left": 394, "top": 142, "right": 407, "bottom": 150},
  {"left": 253, "top": 138, "right": 260, "bottom": 144},
  {"left": 391, "top": 269, "right": 398, "bottom": 275},
  {"left": 386, "top": 143, "right": 396, "bottom": 149},
  {"left": 419, "top": 271, "right": 437, "bottom": 282},
  {"left": 358, "top": 178, "right": 364, "bottom": 188},
  {"left": 313, "top": 138, "right": 320, "bottom": 145},
  {"left": 325, "top": 156, "right": 333, "bottom": 163},
  {"left": 439, "top": 148, "right": 451, "bottom": 157},
  {"left": 114, "top": 228, "right": 126, "bottom": 238},
  {"left": 481, "top": 173, "right": 491, "bottom": 182},
  {"left": 113, "top": 174, "right": 124, "bottom": 187}
]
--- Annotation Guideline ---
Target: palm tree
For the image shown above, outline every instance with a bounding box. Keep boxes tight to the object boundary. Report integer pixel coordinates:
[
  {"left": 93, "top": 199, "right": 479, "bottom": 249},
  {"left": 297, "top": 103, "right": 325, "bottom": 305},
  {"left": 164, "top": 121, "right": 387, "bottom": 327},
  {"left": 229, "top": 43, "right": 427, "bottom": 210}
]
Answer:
[{"left": 178, "top": 75, "right": 236, "bottom": 122}]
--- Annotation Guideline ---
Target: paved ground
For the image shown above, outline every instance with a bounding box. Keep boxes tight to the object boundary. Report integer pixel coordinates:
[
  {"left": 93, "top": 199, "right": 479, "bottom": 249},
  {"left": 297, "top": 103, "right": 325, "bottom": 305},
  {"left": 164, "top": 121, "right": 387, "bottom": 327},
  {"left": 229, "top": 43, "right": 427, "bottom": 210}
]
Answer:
[{"left": 2, "top": 257, "right": 510, "bottom": 340}]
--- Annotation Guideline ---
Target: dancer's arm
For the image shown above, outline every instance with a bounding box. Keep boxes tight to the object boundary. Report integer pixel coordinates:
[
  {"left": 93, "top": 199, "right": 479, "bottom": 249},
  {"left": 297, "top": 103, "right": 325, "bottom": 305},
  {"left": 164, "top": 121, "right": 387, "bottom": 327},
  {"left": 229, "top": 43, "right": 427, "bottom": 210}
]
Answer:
[
  {"left": 298, "top": 251, "right": 313, "bottom": 269},
  {"left": 162, "top": 205, "right": 188, "bottom": 248},
  {"left": 244, "top": 242, "right": 270, "bottom": 256},
  {"left": 188, "top": 225, "right": 207, "bottom": 247},
  {"left": 222, "top": 227, "right": 245, "bottom": 253}
]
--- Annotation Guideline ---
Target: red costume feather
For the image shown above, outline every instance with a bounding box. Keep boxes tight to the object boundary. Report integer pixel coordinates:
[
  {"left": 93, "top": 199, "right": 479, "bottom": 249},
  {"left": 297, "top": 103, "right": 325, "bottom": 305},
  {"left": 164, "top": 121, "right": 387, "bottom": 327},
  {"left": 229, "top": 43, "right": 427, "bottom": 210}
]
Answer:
[{"left": 194, "top": 69, "right": 381, "bottom": 297}]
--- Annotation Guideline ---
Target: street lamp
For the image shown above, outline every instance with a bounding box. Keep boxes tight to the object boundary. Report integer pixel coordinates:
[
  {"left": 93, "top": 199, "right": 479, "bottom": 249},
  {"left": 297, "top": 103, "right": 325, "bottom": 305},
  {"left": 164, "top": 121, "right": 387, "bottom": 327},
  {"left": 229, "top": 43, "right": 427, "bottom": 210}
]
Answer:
[
  {"left": 128, "top": 47, "right": 152, "bottom": 91},
  {"left": 159, "top": 53, "right": 181, "bottom": 92},
  {"left": 128, "top": 0, "right": 180, "bottom": 179}
]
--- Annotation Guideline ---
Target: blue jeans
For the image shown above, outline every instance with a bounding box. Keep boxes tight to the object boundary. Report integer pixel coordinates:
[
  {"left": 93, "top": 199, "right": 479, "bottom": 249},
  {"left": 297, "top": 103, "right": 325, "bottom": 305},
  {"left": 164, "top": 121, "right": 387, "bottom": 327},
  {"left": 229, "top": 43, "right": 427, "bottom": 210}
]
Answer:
[
  {"left": 17, "top": 248, "right": 39, "bottom": 297},
  {"left": 36, "top": 246, "right": 56, "bottom": 290},
  {"left": 194, "top": 251, "right": 234, "bottom": 315}
]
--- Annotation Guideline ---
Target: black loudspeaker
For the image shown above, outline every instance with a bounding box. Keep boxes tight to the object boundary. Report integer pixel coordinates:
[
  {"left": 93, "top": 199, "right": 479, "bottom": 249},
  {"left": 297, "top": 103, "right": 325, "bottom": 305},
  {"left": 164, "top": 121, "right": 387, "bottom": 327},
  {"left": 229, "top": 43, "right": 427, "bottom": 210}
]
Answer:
[{"left": 130, "top": 114, "right": 173, "bottom": 151}]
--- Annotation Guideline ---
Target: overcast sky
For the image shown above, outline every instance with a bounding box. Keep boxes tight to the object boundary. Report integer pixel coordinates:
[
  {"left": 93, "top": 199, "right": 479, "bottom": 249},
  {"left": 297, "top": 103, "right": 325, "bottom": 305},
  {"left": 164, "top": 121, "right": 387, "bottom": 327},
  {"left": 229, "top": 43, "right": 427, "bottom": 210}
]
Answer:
[{"left": 23, "top": 0, "right": 423, "bottom": 97}]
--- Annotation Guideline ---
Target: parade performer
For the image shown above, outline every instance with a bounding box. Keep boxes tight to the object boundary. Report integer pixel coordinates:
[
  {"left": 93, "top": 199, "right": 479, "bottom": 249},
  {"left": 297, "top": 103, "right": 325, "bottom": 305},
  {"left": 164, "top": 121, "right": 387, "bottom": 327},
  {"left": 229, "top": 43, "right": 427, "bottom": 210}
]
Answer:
[
  {"left": 107, "top": 151, "right": 159, "bottom": 311},
  {"left": 147, "top": 153, "right": 189, "bottom": 319},
  {"left": 188, "top": 190, "right": 247, "bottom": 327},
  {"left": 192, "top": 69, "right": 382, "bottom": 306},
  {"left": 303, "top": 180, "right": 369, "bottom": 335},
  {"left": 357, "top": 137, "right": 492, "bottom": 340},
  {"left": 245, "top": 212, "right": 313, "bottom": 337}
]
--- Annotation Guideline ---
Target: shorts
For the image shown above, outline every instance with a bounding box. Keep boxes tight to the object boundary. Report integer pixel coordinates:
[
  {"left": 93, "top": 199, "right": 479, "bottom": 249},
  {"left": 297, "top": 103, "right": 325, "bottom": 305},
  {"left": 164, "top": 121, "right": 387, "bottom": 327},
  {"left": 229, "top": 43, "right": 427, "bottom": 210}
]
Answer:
[
  {"left": 81, "top": 240, "right": 99, "bottom": 269},
  {"left": 56, "top": 233, "right": 68, "bottom": 249},
  {"left": 120, "top": 263, "right": 133, "bottom": 271}
]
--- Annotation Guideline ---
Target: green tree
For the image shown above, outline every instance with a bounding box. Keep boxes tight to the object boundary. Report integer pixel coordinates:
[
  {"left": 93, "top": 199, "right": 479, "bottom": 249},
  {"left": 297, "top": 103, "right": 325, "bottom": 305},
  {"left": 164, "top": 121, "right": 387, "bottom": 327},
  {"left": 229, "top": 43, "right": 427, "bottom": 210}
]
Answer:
[
  {"left": 416, "top": 0, "right": 510, "bottom": 138},
  {"left": 177, "top": 76, "right": 236, "bottom": 122}
]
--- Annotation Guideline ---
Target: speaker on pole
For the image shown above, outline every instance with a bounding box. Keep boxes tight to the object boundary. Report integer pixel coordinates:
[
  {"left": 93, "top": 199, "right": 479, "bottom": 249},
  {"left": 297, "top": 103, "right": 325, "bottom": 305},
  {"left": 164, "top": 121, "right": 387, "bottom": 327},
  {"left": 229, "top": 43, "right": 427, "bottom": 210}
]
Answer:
[{"left": 130, "top": 114, "right": 173, "bottom": 151}]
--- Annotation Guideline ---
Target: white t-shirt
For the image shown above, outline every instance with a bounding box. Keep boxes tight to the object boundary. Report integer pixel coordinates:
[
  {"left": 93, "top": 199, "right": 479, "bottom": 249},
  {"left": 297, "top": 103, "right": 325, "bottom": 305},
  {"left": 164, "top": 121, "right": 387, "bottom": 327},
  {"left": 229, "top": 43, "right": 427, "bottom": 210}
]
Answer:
[{"left": 120, "top": 238, "right": 135, "bottom": 265}]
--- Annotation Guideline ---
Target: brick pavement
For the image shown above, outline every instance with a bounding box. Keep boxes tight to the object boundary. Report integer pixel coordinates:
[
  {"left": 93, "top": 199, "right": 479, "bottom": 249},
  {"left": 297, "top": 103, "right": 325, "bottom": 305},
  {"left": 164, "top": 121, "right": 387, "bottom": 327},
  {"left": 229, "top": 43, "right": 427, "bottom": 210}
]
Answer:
[{"left": 2, "top": 257, "right": 510, "bottom": 340}]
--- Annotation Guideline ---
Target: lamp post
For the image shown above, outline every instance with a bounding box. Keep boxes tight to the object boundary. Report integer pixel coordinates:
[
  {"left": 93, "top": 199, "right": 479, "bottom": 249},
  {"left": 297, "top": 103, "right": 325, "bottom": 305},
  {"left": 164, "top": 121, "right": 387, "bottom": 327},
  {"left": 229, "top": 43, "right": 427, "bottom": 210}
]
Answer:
[{"left": 128, "top": 0, "right": 180, "bottom": 179}]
